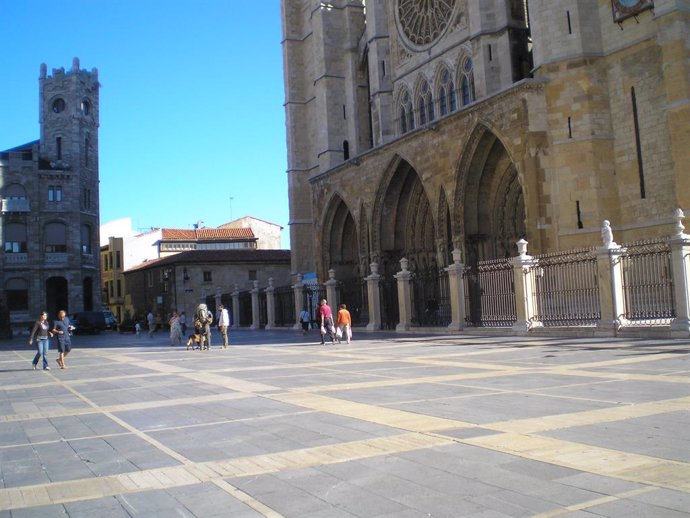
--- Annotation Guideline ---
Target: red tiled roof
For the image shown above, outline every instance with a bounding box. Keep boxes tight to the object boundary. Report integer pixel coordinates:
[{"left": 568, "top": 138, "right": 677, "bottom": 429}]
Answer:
[
  {"left": 125, "top": 249, "right": 290, "bottom": 272},
  {"left": 160, "top": 228, "right": 255, "bottom": 240}
]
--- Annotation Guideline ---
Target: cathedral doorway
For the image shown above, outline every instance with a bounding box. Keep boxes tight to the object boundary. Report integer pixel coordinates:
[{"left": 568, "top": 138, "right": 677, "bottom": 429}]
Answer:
[
  {"left": 375, "top": 159, "right": 444, "bottom": 327},
  {"left": 457, "top": 127, "right": 526, "bottom": 265}
]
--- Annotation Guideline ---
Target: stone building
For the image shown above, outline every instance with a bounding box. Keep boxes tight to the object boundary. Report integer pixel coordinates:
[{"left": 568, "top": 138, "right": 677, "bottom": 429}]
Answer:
[
  {"left": 123, "top": 249, "right": 291, "bottom": 326},
  {"left": 281, "top": 0, "right": 689, "bottom": 287},
  {"left": 0, "top": 59, "right": 100, "bottom": 332},
  {"left": 219, "top": 216, "right": 283, "bottom": 249}
]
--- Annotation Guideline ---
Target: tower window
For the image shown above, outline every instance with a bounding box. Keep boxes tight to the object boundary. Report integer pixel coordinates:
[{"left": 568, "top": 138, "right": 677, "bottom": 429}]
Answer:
[
  {"left": 460, "top": 57, "right": 475, "bottom": 106},
  {"left": 56, "top": 137, "right": 62, "bottom": 160},
  {"left": 203, "top": 271, "right": 213, "bottom": 282},
  {"left": 52, "top": 98, "right": 65, "bottom": 113},
  {"left": 48, "top": 185, "right": 63, "bottom": 202},
  {"left": 343, "top": 140, "right": 350, "bottom": 160},
  {"left": 81, "top": 99, "right": 90, "bottom": 115},
  {"left": 85, "top": 134, "right": 90, "bottom": 166}
]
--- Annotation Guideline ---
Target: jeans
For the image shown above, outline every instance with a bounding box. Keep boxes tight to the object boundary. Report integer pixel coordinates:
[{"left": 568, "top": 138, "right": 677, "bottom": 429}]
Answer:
[{"left": 33, "top": 338, "right": 50, "bottom": 369}]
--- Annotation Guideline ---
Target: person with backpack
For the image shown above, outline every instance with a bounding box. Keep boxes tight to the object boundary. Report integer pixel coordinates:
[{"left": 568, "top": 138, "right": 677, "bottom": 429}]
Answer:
[{"left": 299, "top": 306, "right": 311, "bottom": 334}]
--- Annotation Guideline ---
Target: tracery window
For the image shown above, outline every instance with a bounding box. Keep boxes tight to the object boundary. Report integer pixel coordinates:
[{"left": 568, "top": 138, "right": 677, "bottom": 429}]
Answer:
[
  {"left": 438, "top": 68, "right": 457, "bottom": 116},
  {"left": 417, "top": 80, "right": 434, "bottom": 125},
  {"left": 398, "top": 0, "right": 456, "bottom": 48},
  {"left": 399, "top": 90, "right": 415, "bottom": 134},
  {"left": 460, "top": 57, "right": 475, "bottom": 106}
]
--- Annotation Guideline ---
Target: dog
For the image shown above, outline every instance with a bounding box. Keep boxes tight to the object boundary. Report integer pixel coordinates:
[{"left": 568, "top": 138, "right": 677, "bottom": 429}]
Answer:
[{"left": 186, "top": 334, "right": 203, "bottom": 350}]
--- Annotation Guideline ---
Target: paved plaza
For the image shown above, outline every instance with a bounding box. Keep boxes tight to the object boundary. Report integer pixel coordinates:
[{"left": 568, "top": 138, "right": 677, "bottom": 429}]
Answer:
[{"left": 0, "top": 329, "right": 688, "bottom": 517}]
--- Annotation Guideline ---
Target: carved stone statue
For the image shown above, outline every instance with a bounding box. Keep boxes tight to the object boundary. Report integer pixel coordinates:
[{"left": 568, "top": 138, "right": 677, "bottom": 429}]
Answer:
[{"left": 601, "top": 220, "right": 617, "bottom": 248}]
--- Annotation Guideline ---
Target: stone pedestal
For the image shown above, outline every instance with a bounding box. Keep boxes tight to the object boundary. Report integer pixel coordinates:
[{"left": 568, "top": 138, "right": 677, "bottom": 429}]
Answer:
[
  {"left": 595, "top": 245, "right": 627, "bottom": 335},
  {"left": 250, "top": 280, "right": 260, "bottom": 330},
  {"left": 446, "top": 249, "right": 466, "bottom": 331},
  {"left": 395, "top": 258, "right": 412, "bottom": 332},
  {"left": 326, "top": 269, "right": 338, "bottom": 309},
  {"left": 292, "top": 273, "right": 304, "bottom": 331},
  {"left": 231, "top": 284, "right": 240, "bottom": 329},
  {"left": 669, "top": 209, "right": 690, "bottom": 336},
  {"left": 365, "top": 263, "right": 382, "bottom": 331},
  {"left": 512, "top": 239, "right": 541, "bottom": 334},
  {"left": 264, "top": 278, "right": 276, "bottom": 330}
]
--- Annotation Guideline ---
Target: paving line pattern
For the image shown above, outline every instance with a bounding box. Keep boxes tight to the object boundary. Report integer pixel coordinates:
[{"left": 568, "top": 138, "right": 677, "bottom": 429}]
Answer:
[{"left": 0, "top": 336, "right": 688, "bottom": 516}]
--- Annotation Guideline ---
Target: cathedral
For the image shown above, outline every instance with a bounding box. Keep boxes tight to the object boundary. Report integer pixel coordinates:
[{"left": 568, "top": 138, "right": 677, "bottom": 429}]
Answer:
[
  {"left": 281, "top": 0, "right": 689, "bottom": 297},
  {"left": 0, "top": 59, "right": 100, "bottom": 332}
]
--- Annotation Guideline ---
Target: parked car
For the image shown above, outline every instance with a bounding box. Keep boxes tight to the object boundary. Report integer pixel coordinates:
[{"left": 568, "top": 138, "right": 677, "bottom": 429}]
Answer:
[{"left": 71, "top": 311, "right": 106, "bottom": 334}]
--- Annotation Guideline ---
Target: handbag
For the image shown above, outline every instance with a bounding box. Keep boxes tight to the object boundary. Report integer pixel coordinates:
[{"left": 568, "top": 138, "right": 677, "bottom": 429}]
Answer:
[
  {"left": 335, "top": 327, "right": 343, "bottom": 339},
  {"left": 320, "top": 325, "right": 326, "bottom": 334}
]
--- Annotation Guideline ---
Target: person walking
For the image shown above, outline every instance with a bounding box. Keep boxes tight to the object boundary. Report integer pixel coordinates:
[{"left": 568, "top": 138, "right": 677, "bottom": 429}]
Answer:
[
  {"left": 51, "top": 310, "right": 73, "bottom": 368},
  {"left": 194, "top": 303, "right": 213, "bottom": 350},
  {"left": 179, "top": 311, "right": 187, "bottom": 335},
  {"left": 217, "top": 304, "right": 230, "bottom": 348},
  {"left": 336, "top": 304, "right": 352, "bottom": 344},
  {"left": 299, "top": 306, "right": 311, "bottom": 335},
  {"left": 169, "top": 311, "right": 183, "bottom": 346},
  {"left": 29, "top": 311, "right": 53, "bottom": 370},
  {"left": 318, "top": 299, "right": 335, "bottom": 345},
  {"left": 147, "top": 310, "right": 155, "bottom": 338}
]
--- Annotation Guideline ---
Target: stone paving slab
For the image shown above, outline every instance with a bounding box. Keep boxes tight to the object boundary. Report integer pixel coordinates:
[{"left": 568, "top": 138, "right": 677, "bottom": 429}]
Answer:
[{"left": 0, "top": 330, "right": 688, "bottom": 516}]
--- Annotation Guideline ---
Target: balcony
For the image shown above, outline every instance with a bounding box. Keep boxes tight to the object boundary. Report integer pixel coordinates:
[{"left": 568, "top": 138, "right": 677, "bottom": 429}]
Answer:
[
  {"left": 1, "top": 199, "right": 30, "bottom": 213},
  {"left": 46, "top": 253, "right": 68, "bottom": 266},
  {"left": 4, "top": 253, "right": 28, "bottom": 265}
]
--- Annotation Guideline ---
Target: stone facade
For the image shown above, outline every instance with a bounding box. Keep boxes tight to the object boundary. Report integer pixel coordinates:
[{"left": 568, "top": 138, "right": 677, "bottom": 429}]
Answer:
[
  {"left": 0, "top": 59, "right": 100, "bottom": 333},
  {"left": 281, "top": 0, "right": 689, "bottom": 290},
  {"left": 123, "top": 249, "right": 291, "bottom": 325}
]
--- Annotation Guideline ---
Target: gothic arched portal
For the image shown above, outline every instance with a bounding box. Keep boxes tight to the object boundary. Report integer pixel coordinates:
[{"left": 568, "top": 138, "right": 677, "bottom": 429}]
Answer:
[
  {"left": 322, "top": 194, "right": 359, "bottom": 280},
  {"left": 456, "top": 126, "right": 526, "bottom": 265},
  {"left": 375, "top": 159, "right": 437, "bottom": 275}
]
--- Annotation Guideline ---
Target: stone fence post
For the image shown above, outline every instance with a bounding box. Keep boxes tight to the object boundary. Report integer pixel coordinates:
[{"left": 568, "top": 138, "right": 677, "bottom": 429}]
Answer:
[
  {"left": 326, "top": 269, "right": 338, "bottom": 309},
  {"left": 250, "top": 280, "right": 260, "bottom": 330},
  {"left": 264, "top": 278, "right": 276, "bottom": 330},
  {"left": 395, "top": 258, "right": 413, "bottom": 332},
  {"left": 670, "top": 208, "right": 690, "bottom": 336},
  {"left": 446, "top": 248, "right": 466, "bottom": 331},
  {"left": 231, "top": 284, "right": 240, "bottom": 328},
  {"left": 512, "top": 239, "right": 541, "bottom": 334},
  {"left": 366, "top": 262, "right": 382, "bottom": 331},
  {"left": 292, "top": 273, "right": 304, "bottom": 331},
  {"left": 594, "top": 220, "right": 627, "bottom": 335}
]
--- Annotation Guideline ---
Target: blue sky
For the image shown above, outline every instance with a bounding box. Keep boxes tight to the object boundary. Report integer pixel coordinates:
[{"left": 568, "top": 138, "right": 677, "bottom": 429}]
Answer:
[{"left": 1, "top": 0, "right": 289, "bottom": 245}]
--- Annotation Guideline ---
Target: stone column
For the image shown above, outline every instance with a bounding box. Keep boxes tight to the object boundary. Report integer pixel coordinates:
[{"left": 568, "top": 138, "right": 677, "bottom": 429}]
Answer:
[
  {"left": 264, "top": 278, "right": 276, "bottom": 330},
  {"left": 231, "top": 284, "right": 240, "bottom": 328},
  {"left": 214, "top": 286, "right": 221, "bottom": 312},
  {"left": 446, "top": 248, "right": 467, "bottom": 331},
  {"left": 365, "top": 262, "right": 382, "bottom": 331},
  {"left": 250, "top": 280, "right": 260, "bottom": 330},
  {"left": 395, "top": 258, "right": 413, "bottom": 332},
  {"left": 595, "top": 220, "right": 627, "bottom": 335},
  {"left": 512, "top": 239, "right": 541, "bottom": 334},
  {"left": 326, "top": 269, "right": 338, "bottom": 309},
  {"left": 669, "top": 209, "right": 690, "bottom": 336},
  {"left": 292, "top": 273, "right": 304, "bottom": 330}
]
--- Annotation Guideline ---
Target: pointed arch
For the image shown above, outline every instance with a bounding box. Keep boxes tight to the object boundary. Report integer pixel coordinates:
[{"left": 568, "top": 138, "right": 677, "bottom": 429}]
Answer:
[
  {"left": 454, "top": 124, "right": 526, "bottom": 264},
  {"left": 372, "top": 155, "right": 437, "bottom": 271},
  {"left": 321, "top": 193, "right": 359, "bottom": 280}
]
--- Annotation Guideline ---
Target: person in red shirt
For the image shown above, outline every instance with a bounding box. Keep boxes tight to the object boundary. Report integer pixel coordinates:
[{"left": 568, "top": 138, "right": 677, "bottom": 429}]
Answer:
[{"left": 318, "top": 299, "right": 335, "bottom": 345}]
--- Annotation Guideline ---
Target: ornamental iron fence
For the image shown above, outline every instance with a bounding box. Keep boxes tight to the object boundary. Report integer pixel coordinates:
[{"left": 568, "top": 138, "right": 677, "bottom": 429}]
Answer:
[
  {"left": 463, "top": 259, "right": 516, "bottom": 327},
  {"left": 532, "top": 248, "right": 600, "bottom": 326},
  {"left": 620, "top": 240, "right": 675, "bottom": 325}
]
